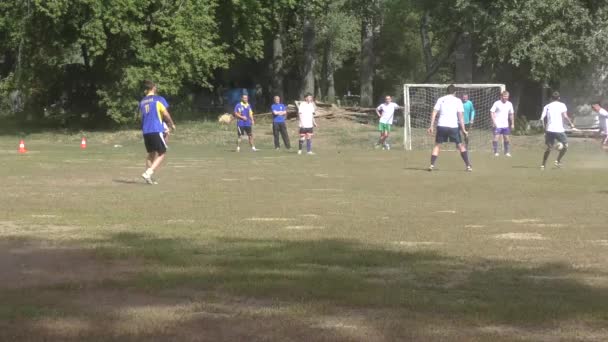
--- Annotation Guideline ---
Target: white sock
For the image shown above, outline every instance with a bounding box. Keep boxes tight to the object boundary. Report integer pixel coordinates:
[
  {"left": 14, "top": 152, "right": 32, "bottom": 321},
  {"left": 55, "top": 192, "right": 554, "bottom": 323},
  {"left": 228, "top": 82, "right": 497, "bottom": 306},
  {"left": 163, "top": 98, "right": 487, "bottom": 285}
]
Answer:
[{"left": 145, "top": 168, "right": 154, "bottom": 176}]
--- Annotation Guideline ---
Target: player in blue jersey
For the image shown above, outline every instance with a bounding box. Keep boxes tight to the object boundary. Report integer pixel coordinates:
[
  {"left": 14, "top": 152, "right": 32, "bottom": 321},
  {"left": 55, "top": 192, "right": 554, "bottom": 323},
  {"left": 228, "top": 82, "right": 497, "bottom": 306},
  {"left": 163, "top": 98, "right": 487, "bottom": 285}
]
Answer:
[
  {"left": 234, "top": 94, "right": 257, "bottom": 152},
  {"left": 139, "top": 80, "right": 176, "bottom": 184},
  {"left": 271, "top": 95, "right": 291, "bottom": 150}
]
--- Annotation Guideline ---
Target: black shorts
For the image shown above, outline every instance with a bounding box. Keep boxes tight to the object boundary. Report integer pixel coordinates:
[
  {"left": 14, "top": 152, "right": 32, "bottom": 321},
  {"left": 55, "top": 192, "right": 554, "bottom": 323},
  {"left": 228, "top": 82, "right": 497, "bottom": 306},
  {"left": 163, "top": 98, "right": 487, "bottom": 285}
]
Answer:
[
  {"left": 237, "top": 126, "right": 252, "bottom": 137},
  {"left": 143, "top": 133, "right": 167, "bottom": 154},
  {"left": 436, "top": 126, "right": 461, "bottom": 145},
  {"left": 299, "top": 127, "right": 314, "bottom": 136},
  {"left": 545, "top": 132, "right": 568, "bottom": 147}
]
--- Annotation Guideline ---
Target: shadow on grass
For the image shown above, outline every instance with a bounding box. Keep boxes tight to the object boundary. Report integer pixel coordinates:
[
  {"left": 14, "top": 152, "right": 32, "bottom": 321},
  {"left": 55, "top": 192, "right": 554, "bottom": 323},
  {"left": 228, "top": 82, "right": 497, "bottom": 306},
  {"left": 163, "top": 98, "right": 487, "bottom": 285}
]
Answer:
[
  {"left": 97, "top": 233, "right": 608, "bottom": 325},
  {"left": 112, "top": 179, "right": 144, "bottom": 185},
  {"left": 2, "top": 233, "right": 608, "bottom": 341}
]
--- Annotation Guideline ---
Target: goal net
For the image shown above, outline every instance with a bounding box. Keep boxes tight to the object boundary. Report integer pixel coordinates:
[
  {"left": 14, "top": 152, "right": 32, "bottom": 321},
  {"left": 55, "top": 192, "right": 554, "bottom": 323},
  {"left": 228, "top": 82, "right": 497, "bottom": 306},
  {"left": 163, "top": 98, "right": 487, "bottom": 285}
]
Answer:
[{"left": 403, "top": 84, "right": 506, "bottom": 150}]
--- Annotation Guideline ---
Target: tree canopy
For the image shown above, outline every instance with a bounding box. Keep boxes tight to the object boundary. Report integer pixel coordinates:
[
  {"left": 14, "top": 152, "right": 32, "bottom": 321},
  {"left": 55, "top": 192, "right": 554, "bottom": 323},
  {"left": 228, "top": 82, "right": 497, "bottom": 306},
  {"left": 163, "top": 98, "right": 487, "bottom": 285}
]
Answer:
[{"left": 1, "top": 0, "right": 607, "bottom": 125}]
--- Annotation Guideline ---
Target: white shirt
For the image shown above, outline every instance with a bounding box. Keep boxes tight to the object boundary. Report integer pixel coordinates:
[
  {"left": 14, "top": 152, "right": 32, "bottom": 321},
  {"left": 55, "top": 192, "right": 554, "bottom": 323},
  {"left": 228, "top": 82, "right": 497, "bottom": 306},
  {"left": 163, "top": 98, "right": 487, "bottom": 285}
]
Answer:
[
  {"left": 298, "top": 102, "right": 315, "bottom": 128},
  {"left": 540, "top": 101, "right": 568, "bottom": 133},
  {"left": 377, "top": 102, "right": 400, "bottom": 124},
  {"left": 490, "top": 100, "right": 515, "bottom": 128},
  {"left": 434, "top": 95, "right": 464, "bottom": 128},
  {"left": 598, "top": 108, "right": 608, "bottom": 132}
]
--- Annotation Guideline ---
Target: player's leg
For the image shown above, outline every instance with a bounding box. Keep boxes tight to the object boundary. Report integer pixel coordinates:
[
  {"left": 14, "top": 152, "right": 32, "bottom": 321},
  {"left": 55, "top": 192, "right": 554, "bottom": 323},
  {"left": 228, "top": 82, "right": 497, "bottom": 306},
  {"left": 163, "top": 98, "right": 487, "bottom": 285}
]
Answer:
[
  {"left": 376, "top": 123, "right": 384, "bottom": 147},
  {"left": 541, "top": 133, "right": 554, "bottom": 169},
  {"left": 429, "top": 127, "right": 445, "bottom": 170},
  {"left": 492, "top": 128, "right": 500, "bottom": 155},
  {"left": 384, "top": 130, "right": 390, "bottom": 150},
  {"left": 248, "top": 128, "right": 257, "bottom": 151},
  {"left": 555, "top": 133, "right": 568, "bottom": 166},
  {"left": 306, "top": 131, "right": 314, "bottom": 154},
  {"left": 504, "top": 131, "right": 511, "bottom": 156},
  {"left": 142, "top": 133, "right": 167, "bottom": 184},
  {"left": 236, "top": 127, "right": 243, "bottom": 152},
  {"left": 298, "top": 130, "right": 305, "bottom": 155},
  {"left": 273, "top": 123, "right": 280, "bottom": 149},
  {"left": 464, "top": 124, "right": 471, "bottom": 148},
  {"left": 279, "top": 123, "right": 291, "bottom": 149},
  {"left": 452, "top": 128, "right": 472, "bottom": 170}
]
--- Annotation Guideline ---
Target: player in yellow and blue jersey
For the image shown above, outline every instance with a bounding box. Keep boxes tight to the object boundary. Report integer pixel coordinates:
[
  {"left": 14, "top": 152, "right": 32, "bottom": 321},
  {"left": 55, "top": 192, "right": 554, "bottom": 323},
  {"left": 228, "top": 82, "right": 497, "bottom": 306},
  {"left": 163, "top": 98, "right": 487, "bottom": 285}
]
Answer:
[{"left": 139, "top": 80, "right": 176, "bottom": 184}]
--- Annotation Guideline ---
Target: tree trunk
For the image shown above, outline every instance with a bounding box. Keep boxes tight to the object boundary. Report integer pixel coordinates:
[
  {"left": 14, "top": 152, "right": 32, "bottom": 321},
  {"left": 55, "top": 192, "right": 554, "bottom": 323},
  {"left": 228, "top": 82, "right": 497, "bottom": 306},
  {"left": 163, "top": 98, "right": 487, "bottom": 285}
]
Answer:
[
  {"left": 420, "top": 11, "right": 433, "bottom": 75},
  {"left": 322, "top": 39, "right": 336, "bottom": 103},
  {"left": 271, "top": 23, "right": 284, "bottom": 99},
  {"left": 360, "top": 17, "right": 374, "bottom": 107},
  {"left": 300, "top": 13, "right": 315, "bottom": 99},
  {"left": 454, "top": 31, "right": 473, "bottom": 83}
]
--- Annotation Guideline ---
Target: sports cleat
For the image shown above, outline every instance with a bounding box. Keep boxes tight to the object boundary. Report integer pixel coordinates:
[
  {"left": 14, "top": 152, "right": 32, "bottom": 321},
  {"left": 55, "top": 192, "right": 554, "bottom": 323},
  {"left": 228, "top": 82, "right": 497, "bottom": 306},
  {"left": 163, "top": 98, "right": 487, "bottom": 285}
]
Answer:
[
  {"left": 466, "top": 165, "right": 473, "bottom": 172},
  {"left": 298, "top": 150, "right": 302, "bottom": 155},
  {"left": 385, "top": 143, "right": 391, "bottom": 150},
  {"left": 494, "top": 153, "right": 499, "bottom": 157},
  {"left": 236, "top": 146, "right": 240, "bottom": 152},
  {"left": 428, "top": 165, "right": 435, "bottom": 172},
  {"left": 141, "top": 172, "right": 154, "bottom": 185},
  {"left": 554, "top": 161, "right": 562, "bottom": 168},
  {"left": 505, "top": 153, "right": 512, "bottom": 157},
  {"left": 307, "top": 151, "right": 315, "bottom": 155},
  {"left": 540, "top": 165, "right": 545, "bottom": 170},
  {"left": 252, "top": 147, "right": 258, "bottom": 152}
]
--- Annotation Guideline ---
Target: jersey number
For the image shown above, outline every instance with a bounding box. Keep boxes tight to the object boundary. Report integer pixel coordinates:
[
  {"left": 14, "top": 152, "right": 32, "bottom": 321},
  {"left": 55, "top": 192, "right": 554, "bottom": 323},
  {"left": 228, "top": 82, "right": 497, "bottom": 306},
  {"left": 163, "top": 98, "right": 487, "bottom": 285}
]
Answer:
[{"left": 144, "top": 104, "right": 150, "bottom": 114}]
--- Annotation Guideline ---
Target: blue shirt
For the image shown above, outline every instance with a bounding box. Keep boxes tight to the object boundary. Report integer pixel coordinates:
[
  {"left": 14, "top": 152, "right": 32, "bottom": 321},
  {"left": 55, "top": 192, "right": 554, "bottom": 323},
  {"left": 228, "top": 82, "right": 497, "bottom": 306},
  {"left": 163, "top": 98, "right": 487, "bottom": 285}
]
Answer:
[
  {"left": 235, "top": 102, "right": 253, "bottom": 127},
  {"left": 271, "top": 103, "right": 286, "bottom": 123},
  {"left": 463, "top": 100, "right": 475, "bottom": 124},
  {"left": 139, "top": 95, "right": 169, "bottom": 134}
]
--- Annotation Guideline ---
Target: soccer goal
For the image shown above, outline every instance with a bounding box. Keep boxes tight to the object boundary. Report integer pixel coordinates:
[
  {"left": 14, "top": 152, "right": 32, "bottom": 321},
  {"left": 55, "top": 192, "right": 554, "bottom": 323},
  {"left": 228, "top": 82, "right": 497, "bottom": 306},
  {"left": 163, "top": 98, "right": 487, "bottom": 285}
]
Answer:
[{"left": 403, "top": 84, "right": 506, "bottom": 150}]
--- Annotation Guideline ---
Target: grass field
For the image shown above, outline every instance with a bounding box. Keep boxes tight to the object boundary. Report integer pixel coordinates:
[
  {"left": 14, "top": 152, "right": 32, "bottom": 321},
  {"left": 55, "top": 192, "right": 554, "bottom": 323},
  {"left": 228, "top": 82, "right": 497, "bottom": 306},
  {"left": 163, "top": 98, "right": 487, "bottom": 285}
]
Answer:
[{"left": 1, "top": 118, "right": 608, "bottom": 341}]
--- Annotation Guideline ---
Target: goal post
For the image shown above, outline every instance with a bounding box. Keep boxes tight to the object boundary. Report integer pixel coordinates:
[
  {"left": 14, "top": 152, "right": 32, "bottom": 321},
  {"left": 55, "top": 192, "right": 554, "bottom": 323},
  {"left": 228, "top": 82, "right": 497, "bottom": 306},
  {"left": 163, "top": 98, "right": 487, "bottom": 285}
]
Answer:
[{"left": 403, "top": 84, "right": 506, "bottom": 151}]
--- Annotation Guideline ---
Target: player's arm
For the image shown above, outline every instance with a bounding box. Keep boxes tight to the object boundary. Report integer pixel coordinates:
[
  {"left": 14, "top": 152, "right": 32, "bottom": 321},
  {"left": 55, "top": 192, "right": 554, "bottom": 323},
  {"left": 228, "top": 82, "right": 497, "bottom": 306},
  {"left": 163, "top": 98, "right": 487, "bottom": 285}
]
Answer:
[
  {"left": 491, "top": 111, "right": 497, "bottom": 127},
  {"left": 427, "top": 110, "right": 438, "bottom": 134},
  {"left": 470, "top": 104, "right": 476, "bottom": 124},
  {"left": 562, "top": 111, "right": 575, "bottom": 128},
  {"left": 234, "top": 108, "right": 247, "bottom": 120},
  {"left": 376, "top": 106, "right": 382, "bottom": 118},
  {"left": 161, "top": 108, "right": 176, "bottom": 131},
  {"left": 540, "top": 109, "right": 547, "bottom": 129},
  {"left": 459, "top": 111, "right": 467, "bottom": 135},
  {"left": 509, "top": 110, "right": 515, "bottom": 129},
  {"left": 250, "top": 110, "right": 255, "bottom": 125}
]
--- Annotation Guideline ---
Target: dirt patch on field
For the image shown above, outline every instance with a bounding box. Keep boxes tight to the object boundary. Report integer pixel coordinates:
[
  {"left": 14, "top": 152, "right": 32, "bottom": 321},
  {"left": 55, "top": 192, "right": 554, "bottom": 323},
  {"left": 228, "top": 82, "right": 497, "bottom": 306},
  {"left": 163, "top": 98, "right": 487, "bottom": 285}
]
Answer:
[{"left": 0, "top": 240, "right": 140, "bottom": 290}]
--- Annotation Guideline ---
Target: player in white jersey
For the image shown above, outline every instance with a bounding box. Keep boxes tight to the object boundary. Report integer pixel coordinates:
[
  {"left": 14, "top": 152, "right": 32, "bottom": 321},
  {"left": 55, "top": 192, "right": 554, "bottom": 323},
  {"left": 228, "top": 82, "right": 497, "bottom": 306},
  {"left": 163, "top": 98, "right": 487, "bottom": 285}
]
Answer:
[
  {"left": 427, "top": 85, "right": 472, "bottom": 171},
  {"left": 298, "top": 94, "right": 318, "bottom": 155},
  {"left": 591, "top": 100, "right": 608, "bottom": 146},
  {"left": 375, "top": 95, "right": 401, "bottom": 150},
  {"left": 490, "top": 91, "right": 515, "bottom": 157},
  {"left": 540, "top": 92, "right": 575, "bottom": 169}
]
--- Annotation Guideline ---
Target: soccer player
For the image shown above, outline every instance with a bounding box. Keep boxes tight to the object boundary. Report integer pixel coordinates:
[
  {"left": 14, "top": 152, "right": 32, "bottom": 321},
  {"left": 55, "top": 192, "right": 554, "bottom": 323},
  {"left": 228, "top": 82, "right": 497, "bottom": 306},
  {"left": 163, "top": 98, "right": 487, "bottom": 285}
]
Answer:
[
  {"left": 375, "top": 95, "right": 400, "bottom": 150},
  {"left": 591, "top": 100, "right": 608, "bottom": 146},
  {"left": 298, "top": 94, "right": 317, "bottom": 155},
  {"left": 139, "top": 80, "right": 176, "bottom": 185},
  {"left": 462, "top": 93, "right": 476, "bottom": 147},
  {"left": 234, "top": 94, "right": 257, "bottom": 152},
  {"left": 540, "top": 91, "right": 575, "bottom": 169},
  {"left": 271, "top": 95, "right": 291, "bottom": 150},
  {"left": 427, "top": 85, "right": 472, "bottom": 172},
  {"left": 490, "top": 91, "right": 515, "bottom": 157}
]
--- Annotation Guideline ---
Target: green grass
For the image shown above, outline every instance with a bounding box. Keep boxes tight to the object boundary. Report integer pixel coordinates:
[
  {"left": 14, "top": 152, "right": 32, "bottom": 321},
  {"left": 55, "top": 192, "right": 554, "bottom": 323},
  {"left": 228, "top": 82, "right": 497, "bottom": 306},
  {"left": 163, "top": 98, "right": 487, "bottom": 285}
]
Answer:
[{"left": 1, "top": 119, "right": 608, "bottom": 341}]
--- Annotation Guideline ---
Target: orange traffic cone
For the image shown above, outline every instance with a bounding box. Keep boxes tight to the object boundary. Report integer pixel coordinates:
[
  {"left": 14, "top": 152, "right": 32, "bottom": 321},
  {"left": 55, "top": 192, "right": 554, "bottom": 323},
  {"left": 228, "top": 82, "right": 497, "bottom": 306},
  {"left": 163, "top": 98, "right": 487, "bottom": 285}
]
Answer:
[
  {"left": 80, "top": 136, "right": 87, "bottom": 149},
  {"left": 18, "top": 139, "right": 27, "bottom": 154}
]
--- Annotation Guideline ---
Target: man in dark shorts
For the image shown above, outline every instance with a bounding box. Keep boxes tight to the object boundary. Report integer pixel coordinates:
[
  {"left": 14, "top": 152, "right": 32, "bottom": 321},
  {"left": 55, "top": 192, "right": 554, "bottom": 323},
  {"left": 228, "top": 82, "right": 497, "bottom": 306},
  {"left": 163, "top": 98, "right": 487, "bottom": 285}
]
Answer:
[
  {"left": 234, "top": 94, "right": 257, "bottom": 152},
  {"left": 540, "top": 92, "right": 575, "bottom": 169},
  {"left": 427, "top": 84, "right": 472, "bottom": 172},
  {"left": 139, "top": 80, "right": 176, "bottom": 184}
]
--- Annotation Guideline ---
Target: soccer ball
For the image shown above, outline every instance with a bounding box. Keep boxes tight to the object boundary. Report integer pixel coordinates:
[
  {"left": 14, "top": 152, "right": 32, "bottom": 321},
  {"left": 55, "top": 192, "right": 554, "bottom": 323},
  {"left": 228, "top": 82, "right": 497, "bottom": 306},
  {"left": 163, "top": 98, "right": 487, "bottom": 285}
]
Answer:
[
  {"left": 218, "top": 113, "right": 233, "bottom": 124},
  {"left": 555, "top": 142, "right": 564, "bottom": 150}
]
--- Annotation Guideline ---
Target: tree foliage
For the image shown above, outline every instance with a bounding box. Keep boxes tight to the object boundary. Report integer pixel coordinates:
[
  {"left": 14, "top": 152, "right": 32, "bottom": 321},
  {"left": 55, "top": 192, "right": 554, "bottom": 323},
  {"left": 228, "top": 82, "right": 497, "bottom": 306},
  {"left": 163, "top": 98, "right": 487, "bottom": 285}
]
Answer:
[{"left": 2, "top": 0, "right": 608, "bottom": 124}]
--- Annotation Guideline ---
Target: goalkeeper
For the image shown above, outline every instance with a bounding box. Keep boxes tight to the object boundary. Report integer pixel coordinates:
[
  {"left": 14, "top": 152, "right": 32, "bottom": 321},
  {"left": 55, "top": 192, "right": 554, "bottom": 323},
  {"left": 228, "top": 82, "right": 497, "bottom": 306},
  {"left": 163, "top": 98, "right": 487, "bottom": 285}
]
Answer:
[{"left": 462, "top": 93, "right": 475, "bottom": 147}]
